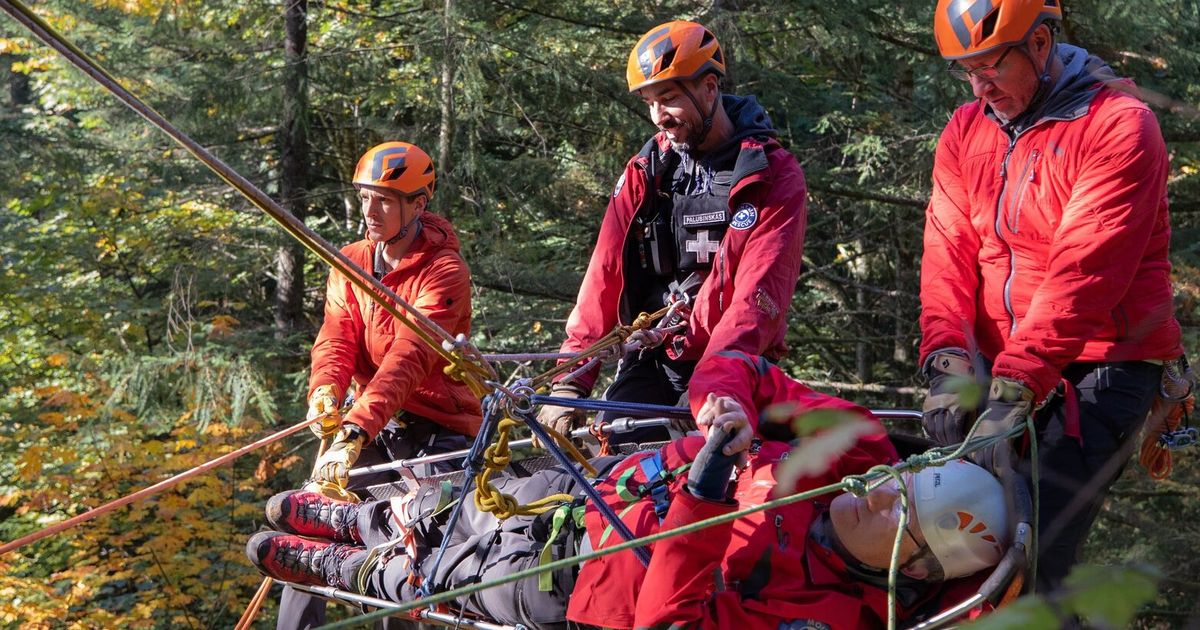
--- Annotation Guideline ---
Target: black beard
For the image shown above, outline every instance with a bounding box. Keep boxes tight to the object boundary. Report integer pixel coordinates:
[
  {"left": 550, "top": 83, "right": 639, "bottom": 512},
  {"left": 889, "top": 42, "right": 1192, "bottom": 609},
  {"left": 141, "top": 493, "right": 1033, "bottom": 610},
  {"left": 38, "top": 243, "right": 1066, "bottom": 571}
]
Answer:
[{"left": 663, "top": 120, "right": 695, "bottom": 153}]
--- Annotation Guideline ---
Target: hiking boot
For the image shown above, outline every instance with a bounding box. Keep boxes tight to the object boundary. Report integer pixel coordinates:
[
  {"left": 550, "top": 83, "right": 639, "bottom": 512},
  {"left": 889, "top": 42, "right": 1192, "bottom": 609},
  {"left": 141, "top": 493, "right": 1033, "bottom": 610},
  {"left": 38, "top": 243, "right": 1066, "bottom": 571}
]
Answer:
[
  {"left": 266, "top": 490, "right": 362, "bottom": 543},
  {"left": 245, "top": 531, "right": 365, "bottom": 589}
]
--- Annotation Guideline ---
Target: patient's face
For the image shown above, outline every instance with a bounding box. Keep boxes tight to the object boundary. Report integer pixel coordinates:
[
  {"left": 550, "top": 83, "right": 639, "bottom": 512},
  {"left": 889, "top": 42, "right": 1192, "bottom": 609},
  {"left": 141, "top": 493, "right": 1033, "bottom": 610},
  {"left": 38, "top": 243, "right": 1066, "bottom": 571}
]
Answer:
[{"left": 829, "top": 475, "right": 929, "bottom": 572}]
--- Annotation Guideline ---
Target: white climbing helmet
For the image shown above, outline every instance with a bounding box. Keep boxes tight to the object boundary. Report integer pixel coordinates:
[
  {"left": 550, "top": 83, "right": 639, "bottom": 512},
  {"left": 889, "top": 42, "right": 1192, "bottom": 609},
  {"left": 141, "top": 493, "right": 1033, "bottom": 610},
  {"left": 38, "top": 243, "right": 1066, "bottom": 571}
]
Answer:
[{"left": 910, "top": 459, "right": 1009, "bottom": 579}]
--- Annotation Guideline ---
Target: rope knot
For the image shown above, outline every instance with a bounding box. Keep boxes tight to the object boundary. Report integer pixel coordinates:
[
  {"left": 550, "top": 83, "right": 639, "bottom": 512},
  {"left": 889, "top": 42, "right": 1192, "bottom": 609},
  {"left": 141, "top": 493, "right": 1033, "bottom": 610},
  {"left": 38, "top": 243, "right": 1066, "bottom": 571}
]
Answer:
[{"left": 841, "top": 475, "right": 869, "bottom": 497}]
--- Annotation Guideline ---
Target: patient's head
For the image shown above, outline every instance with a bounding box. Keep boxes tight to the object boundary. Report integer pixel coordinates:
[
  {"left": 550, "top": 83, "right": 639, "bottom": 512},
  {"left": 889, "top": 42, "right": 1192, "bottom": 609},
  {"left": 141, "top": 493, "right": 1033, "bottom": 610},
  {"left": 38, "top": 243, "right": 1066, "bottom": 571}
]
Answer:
[{"left": 829, "top": 459, "right": 1009, "bottom": 581}]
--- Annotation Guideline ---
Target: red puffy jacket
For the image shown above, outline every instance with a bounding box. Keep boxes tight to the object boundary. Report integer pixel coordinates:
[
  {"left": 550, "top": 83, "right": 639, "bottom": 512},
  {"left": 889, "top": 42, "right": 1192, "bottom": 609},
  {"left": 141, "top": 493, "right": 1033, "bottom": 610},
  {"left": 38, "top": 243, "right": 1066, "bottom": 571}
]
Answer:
[
  {"left": 920, "top": 48, "right": 1181, "bottom": 400},
  {"left": 566, "top": 352, "right": 898, "bottom": 629},
  {"left": 309, "top": 213, "right": 482, "bottom": 439},
  {"left": 555, "top": 103, "right": 807, "bottom": 392}
]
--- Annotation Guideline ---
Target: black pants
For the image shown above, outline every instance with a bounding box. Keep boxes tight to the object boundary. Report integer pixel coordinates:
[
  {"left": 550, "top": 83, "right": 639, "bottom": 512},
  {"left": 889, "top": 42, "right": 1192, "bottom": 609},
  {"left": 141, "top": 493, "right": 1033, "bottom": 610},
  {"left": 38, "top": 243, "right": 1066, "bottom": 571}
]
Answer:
[
  {"left": 1018, "top": 360, "right": 1160, "bottom": 594},
  {"left": 277, "top": 417, "right": 470, "bottom": 630},
  {"left": 595, "top": 348, "right": 695, "bottom": 446}
]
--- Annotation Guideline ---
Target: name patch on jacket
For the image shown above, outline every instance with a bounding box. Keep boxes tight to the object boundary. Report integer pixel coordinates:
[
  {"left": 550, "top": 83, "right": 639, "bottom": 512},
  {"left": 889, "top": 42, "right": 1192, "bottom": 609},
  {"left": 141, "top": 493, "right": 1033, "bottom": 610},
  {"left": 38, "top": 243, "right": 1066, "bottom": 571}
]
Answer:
[
  {"left": 674, "top": 194, "right": 730, "bottom": 272},
  {"left": 681, "top": 210, "right": 727, "bottom": 226}
]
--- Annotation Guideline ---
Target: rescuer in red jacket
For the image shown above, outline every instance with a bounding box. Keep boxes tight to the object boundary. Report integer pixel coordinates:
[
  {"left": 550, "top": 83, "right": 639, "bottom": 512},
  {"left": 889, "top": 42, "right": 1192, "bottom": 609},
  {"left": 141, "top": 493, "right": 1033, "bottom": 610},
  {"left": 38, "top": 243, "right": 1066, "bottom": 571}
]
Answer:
[
  {"left": 280, "top": 141, "right": 483, "bottom": 630},
  {"left": 920, "top": 0, "right": 1183, "bottom": 595},
  {"left": 537, "top": 21, "right": 807, "bottom": 446},
  {"left": 249, "top": 353, "right": 1010, "bottom": 629}
]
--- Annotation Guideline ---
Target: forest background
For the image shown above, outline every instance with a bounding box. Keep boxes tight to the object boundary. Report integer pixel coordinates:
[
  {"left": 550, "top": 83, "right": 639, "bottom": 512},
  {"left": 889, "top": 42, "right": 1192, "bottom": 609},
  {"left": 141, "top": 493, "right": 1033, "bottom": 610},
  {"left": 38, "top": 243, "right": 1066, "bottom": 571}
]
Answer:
[{"left": 0, "top": 0, "right": 1198, "bottom": 627}]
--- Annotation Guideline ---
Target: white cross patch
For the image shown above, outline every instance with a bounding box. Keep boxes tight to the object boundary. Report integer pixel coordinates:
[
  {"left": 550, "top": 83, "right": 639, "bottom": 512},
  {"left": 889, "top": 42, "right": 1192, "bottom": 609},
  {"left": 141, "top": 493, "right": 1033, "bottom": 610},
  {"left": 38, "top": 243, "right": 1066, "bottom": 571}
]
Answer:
[{"left": 686, "top": 230, "right": 721, "bottom": 264}]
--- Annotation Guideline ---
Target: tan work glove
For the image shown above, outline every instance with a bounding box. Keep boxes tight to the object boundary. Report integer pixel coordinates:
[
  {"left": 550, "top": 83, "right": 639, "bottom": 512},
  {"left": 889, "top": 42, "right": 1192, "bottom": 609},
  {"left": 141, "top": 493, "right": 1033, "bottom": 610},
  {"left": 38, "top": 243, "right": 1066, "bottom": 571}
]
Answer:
[
  {"left": 313, "top": 425, "right": 369, "bottom": 487},
  {"left": 307, "top": 384, "right": 343, "bottom": 439},
  {"left": 533, "top": 381, "right": 589, "bottom": 449}
]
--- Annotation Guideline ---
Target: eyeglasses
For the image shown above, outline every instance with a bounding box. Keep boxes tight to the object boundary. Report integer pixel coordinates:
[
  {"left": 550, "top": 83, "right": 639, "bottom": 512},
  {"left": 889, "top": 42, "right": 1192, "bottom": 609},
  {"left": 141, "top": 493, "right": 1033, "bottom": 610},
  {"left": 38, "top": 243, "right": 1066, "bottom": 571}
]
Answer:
[
  {"left": 898, "top": 521, "right": 936, "bottom": 573},
  {"left": 947, "top": 46, "right": 1015, "bottom": 82}
]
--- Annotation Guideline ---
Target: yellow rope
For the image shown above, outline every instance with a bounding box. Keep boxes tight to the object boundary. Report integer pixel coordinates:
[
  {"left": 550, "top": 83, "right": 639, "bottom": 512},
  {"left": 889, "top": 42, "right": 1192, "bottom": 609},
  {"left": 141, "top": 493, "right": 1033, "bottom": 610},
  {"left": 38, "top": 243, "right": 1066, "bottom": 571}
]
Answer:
[
  {"left": 531, "top": 307, "right": 671, "bottom": 388},
  {"left": 473, "top": 417, "right": 597, "bottom": 520}
]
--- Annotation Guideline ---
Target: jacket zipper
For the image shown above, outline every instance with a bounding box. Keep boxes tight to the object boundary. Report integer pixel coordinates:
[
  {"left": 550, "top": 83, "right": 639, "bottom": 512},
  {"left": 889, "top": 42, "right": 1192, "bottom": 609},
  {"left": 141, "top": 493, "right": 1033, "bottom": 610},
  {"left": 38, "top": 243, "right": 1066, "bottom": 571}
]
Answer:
[
  {"left": 994, "top": 137, "right": 1020, "bottom": 335},
  {"left": 617, "top": 162, "right": 650, "bottom": 326},
  {"left": 1007, "top": 149, "right": 1040, "bottom": 234},
  {"left": 717, "top": 245, "right": 727, "bottom": 312}
]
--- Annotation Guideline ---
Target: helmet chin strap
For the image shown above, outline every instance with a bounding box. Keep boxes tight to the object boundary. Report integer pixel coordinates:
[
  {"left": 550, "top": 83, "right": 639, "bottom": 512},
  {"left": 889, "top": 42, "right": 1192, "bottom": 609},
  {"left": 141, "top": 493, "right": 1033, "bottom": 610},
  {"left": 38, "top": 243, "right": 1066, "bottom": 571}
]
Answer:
[
  {"left": 1011, "top": 38, "right": 1057, "bottom": 127},
  {"left": 679, "top": 81, "right": 721, "bottom": 151},
  {"left": 384, "top": 214, "right": 421, "bottom": 245},
  {"left": 381, "top": 196, "right": 427, "bottom": 245}
]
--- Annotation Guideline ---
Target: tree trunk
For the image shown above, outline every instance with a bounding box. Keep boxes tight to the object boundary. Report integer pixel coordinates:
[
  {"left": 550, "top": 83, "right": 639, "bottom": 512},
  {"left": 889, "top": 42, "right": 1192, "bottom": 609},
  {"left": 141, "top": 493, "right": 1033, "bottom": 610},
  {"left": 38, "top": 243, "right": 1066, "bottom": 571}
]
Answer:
[
  {"left": 3, "top": 54, "right": 31, "bottom": 109},
  {"left": 275, "top": 0, "right": 309, "bottom": 337},
  {"left": 435, "top": 0, "right": 456, "bottom": 216}
]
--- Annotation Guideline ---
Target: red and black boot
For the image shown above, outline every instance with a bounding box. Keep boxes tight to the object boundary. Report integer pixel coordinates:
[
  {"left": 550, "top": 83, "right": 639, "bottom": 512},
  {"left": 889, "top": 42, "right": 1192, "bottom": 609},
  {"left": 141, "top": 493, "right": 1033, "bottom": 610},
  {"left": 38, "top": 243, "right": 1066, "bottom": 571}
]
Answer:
[
  {"left": 265, "top": 490, "right": 362, "bottom": 543},
  {"left": 245, "top": 531, "right": 365, "bottom": 589}
]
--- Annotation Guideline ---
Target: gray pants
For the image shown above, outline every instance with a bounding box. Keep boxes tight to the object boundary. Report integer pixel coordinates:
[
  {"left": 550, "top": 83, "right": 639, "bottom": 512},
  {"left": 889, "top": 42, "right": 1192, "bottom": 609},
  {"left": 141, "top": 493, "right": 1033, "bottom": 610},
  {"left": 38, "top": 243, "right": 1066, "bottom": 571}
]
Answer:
[
  {"left": 277, "top": 418, "right": 469, "bottom": 630},
  {"left": 355, "top": 457, "right": 623, "bottom": 629}
]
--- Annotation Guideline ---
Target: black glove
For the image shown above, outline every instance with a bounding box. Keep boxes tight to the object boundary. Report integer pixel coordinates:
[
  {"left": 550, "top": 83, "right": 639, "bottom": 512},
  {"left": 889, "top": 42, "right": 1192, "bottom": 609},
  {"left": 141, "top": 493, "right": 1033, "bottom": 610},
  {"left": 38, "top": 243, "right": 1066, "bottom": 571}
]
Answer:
[
  {"left": 921, "top": 349, "right": 978, "bottom": 446},
  {"left": 969, "top": 377, "right": 1034, "bottom": 475},
  {"left": 687, "top": 426, "right": 740, "bottom": 502}
]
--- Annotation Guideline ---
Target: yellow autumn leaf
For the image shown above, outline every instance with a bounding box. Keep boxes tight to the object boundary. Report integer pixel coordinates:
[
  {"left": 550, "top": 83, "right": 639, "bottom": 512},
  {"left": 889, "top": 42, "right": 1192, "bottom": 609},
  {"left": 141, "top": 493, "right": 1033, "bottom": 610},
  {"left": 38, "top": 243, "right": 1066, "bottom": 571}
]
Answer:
[
  {"left": 36, "top": 412, "right": 65, "bottom": 426},
  {"left": 209, "top": 314, "right": 239, "bottom": 336}
]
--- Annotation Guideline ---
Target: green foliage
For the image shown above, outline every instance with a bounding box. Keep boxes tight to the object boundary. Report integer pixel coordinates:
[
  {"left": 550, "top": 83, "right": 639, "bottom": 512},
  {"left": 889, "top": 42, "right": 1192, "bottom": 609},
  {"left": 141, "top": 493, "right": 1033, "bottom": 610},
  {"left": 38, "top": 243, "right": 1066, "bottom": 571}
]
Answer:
[
  {"left": 967, "top": 564, "right": 1162, "bottom": 629},
  {"left": 1, "top": 0, "right": 1198, "bottom": 626}
]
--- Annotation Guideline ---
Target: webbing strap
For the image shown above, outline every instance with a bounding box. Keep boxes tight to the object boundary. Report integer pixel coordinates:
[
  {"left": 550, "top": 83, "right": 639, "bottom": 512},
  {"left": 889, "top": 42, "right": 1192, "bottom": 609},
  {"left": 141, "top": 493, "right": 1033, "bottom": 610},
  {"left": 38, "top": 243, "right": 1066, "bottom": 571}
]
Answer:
[
  {"left": 538, "top": 504, "right": 587, "bottom": 592},
  {"left": 638, "top": 452, "right": 671, "bottom": 522}
]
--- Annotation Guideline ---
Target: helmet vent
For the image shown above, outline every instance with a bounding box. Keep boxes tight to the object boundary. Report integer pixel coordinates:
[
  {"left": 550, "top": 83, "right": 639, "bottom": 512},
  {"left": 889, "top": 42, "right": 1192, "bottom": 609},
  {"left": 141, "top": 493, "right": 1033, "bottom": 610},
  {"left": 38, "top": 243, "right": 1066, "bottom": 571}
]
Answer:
[
  {"left": 657, "top": 48, "right": 677, "bottom": 76},
  {"left": 712, "top": 47, "right": 723, "bottom": 64},
  {"left": 979, "top": 8, "right": 1000, "bottom": 40},
  {"left": 383, "top": 166, "right": 408, "bottom": 181}
]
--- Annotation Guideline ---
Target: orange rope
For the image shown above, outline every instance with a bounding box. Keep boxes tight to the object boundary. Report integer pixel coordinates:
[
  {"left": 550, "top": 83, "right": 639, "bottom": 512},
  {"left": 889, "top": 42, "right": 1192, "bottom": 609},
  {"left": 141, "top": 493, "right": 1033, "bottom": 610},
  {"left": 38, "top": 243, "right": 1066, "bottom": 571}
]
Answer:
[
  {"left": 233, "top": 576, "right": 273, "bottom": 630},
  {"left": 0, "top": 416, "right": 316, "bottom": 556},
  {"left": 1139, "top": 394, "right": 1193, "bottom": 480}
]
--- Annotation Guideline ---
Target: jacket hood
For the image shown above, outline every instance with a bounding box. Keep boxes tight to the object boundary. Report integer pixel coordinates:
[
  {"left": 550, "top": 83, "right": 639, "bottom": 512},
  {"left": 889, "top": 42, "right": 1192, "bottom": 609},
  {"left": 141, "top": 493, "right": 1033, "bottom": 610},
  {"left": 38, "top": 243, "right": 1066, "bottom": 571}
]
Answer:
[
  {"left": 1006, "top": 44, "right": 1123, "bottom": 132},
  {"left": 364, "top": 211, "right": 463, "bottom": 272},
  {"left": 410, "top": 212, "right": 463, "bottom": 263},
  {"left": 723, "top": 94, "right": 777, "bottom": 142}
]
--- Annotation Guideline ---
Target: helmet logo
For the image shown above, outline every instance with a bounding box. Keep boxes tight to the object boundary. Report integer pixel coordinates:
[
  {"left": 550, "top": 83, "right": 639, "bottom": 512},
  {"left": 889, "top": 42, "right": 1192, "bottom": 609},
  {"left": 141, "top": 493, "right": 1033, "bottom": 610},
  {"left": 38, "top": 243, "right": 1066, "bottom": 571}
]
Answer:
[
  {"left": 371, "top": 146, "right": 408, "bottom": 181},
  {"left": 636, "top": 26, "right": 674, "bottom": 80},
  {"left": 946, "top": 0, "right": 994, "bottom": 48}
]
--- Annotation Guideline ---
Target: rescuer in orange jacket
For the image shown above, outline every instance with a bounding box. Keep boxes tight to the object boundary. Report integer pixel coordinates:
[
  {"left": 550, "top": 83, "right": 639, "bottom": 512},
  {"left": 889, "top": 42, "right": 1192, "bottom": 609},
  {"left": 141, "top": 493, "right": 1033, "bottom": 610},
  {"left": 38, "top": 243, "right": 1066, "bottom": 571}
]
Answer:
[
  {"left": 920, "top": 0, "right": 1183, "bottom": 595},
  {"left": 280, "top": 141, "right": 482, "bottom": 630}
]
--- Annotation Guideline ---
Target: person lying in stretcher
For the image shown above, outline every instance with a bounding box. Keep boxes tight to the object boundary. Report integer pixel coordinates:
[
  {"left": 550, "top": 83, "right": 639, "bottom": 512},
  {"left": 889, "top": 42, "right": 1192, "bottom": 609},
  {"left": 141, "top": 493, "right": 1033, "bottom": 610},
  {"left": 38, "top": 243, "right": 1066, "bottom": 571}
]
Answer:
[{"left": 247, "top": 352, "right": 1010, "bottom": 629}]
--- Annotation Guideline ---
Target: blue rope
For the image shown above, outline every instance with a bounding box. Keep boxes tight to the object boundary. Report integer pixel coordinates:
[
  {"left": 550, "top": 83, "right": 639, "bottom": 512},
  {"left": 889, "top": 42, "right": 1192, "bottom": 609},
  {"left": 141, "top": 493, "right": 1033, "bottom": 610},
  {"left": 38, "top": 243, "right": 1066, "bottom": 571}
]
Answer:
[
  {"left": 415, "top": 394, "right": 501, "bottom": 597},
  {"left": 516, "top": 407, "right": 652, "bottom": 566},
  {"left": 529, "top": 394, "right": 692, "bottom": 418}
]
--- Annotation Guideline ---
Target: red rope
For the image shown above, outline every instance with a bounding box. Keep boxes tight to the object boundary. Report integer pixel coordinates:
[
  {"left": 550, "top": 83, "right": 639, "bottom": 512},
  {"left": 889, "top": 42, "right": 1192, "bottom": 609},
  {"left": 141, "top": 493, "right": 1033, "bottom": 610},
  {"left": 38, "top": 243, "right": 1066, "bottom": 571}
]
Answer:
[{"left": 0, "top": 416, "right": 315, "bottom": 556}]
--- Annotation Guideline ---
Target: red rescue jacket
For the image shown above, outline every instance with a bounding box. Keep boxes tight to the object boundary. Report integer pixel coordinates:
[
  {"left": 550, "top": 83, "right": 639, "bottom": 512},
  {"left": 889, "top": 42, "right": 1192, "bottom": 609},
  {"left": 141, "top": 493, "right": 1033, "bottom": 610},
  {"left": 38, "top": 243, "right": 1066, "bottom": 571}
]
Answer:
[
  {"left": 566, "top": 353, "right": 898, "bottom": 628},
  {"left": 555, "top": 97, "right": 807, "bottom": 391},
  {"left": 308, "top": 213, "right": 483, "bottom": 439},
  {"left": 920, "top": 46, "right": 1182, "bottom": 400}
]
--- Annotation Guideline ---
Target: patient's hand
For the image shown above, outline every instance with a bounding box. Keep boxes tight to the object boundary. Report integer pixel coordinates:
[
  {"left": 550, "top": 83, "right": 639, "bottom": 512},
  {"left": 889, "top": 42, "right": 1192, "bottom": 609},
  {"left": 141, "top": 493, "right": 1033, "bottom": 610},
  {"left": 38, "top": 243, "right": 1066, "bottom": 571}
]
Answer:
[{"left": 695, "top": 394, "right": 752, "bottom": 456}]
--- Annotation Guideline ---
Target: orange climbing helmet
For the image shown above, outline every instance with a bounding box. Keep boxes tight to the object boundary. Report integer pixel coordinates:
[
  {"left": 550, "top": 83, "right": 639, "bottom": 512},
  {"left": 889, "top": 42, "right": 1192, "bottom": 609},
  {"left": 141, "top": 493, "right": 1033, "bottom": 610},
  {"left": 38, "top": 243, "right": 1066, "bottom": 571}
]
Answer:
[
  {"left": 934, "top": 0, "right": 1062, "bottom": 60},
  {"left": 352, "top": 141, "right": 436, "bottom": 199},
  {"left": 626, "top": 21, "right": 725, "bottom": 92}
]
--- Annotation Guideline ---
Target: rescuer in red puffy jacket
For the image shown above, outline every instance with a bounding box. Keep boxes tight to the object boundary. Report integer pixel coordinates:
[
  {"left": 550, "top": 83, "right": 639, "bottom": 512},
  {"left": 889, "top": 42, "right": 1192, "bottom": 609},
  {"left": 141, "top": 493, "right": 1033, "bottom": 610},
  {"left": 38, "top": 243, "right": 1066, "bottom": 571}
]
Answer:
[
  {"left": 536, "top": 21, "right": 807, "bottom": 446},
  {"left": 920, "top": 0, "right": 1183, "bottom": 595}
]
